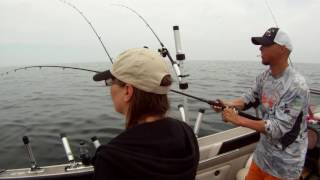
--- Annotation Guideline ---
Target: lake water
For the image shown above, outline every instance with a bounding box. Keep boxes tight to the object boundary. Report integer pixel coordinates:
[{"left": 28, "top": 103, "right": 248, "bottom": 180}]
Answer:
[{"left": 0, "top": 60, "right": 319, "bottom": 169}]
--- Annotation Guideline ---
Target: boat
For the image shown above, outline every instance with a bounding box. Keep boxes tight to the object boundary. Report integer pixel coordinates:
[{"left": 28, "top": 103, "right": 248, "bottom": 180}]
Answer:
[
  {"left": 0, "top": 107, "right": 319, "bottom": 180},
  {"left": 0, "top": 127, "right": 259, "bottom": 180},
  {"left": 1, "top": 4, "right": 320, "bottom": 179}
]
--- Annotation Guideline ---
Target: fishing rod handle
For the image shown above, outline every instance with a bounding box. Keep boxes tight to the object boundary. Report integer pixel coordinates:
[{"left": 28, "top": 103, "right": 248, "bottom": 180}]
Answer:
[
  {"left": 207, "top": 100, "right": 225, "bottom": 108},
  {"left": 208, "top": 100, "right": 262, "bottom": 121},
  {"left": 170, "top": 89, "right": 262, "bottom": 121}
]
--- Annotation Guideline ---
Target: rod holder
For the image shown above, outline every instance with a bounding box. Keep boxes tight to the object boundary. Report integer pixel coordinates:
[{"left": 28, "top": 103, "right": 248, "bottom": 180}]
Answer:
[
  {"left": 173, "top": 26, "right": 185, "bottom": 61},
  {"left": 194, "top": 109, "right": 205, "bottom": 137},
  {"left": 172, "top": 62, "right": 182, "bottom": 82},
  {"left": 60, "top": 133, "right": 75, "bottom": 162},
  {"left": 172, "top": 25, "right": 188, "bottom": 90},
  {"left": 22, "top": 136, "right": 41, "bottom": 171},
  {"left": 91, "top": 136, "right": 101, "bottom": 149},
  {"left": 178, "top": 104, "right": 186, "bottom": 122},
  {"left": 60, "top": 133, "right": 81, "bottom": 171}
]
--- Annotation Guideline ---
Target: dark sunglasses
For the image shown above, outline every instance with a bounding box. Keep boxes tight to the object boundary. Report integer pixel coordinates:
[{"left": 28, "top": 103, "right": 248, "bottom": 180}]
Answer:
[
  {"left": 104, "top": 74, "right": 116, "bottom": 86},
  {"left": 104, "top": 77, "right": 125, "bottom": 87},
  {"left": 104, "top": 79, "right": 113, "bottom": 86},
  {"left": 261, "top": 43, "right": 275, "bottom": 48}
]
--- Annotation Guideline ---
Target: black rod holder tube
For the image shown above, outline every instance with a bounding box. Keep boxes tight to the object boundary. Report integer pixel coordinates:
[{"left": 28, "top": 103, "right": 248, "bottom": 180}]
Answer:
[
  {"left": 91, "top": 136, "right": 101, "bottom": 149},
  {"left": 194, "top": 109, "right": 205, "bottom": 136},
  {"left": 22, "top": 136, "right": 40, "bottom": 171}
]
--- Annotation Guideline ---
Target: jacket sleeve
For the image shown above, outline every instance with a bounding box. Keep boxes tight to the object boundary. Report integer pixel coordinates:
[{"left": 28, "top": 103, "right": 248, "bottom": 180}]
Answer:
[
  {"left": 264, "top": 87, "right": 310, "bottom": 140},
  {"left": 241, "top": 74, "right": 263, "bottom": 109}
]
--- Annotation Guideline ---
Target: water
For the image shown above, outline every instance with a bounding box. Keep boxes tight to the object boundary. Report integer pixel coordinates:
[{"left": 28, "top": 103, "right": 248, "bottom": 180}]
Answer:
[{"left": 0, "top": 61, "right": 319, "bottom": 169}]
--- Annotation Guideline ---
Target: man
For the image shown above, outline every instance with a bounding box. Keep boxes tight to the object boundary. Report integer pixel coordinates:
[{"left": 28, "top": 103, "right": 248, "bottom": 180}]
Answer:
[{"left": 214, "top": 27, "right": 310, "bottom": 179}]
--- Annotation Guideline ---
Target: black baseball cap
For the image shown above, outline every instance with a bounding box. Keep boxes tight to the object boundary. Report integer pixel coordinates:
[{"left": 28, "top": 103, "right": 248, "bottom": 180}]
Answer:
[{"left": 251, "top": 27, "right": 293, "bottom": 51}]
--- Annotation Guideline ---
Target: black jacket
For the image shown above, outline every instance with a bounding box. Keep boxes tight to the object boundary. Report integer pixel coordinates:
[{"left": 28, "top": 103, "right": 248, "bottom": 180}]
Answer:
[{"left": 92, "top": 117, "right": 199, "bottom": 180}]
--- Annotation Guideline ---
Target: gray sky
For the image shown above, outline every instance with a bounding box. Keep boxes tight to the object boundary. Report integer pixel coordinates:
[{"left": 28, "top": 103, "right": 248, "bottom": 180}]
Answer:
[{"left": 0, "top": 0, "right": 319, "bottom": 67}]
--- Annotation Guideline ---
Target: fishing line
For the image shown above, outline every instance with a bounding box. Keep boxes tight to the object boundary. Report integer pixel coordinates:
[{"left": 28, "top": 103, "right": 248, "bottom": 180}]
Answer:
[
  {"left": 264, "top": 0, "right": 279, "bottom": 28},
  {"left": 111, "top": 4, "right": 165, "bottom": 50},
  {"left": 2, "top": 1, "right": 113, "bottom": 77},
  {"left": 310, "top": 89, "right": 320, "bottom": 96},
  {"left": 111, "top": 4, "right": 190, "bottom": 121},
  {"left": 59, "top": 0, "right": 113, "bottom": 64},
  {"left": 264, "top": 0, "right": 293, "bottom": 67},
  {"left": 111, "top": 4, "right": 181, "bottom": 78},
  {"left": 264, "top": 0, "right": 320, "bottom": 92}
]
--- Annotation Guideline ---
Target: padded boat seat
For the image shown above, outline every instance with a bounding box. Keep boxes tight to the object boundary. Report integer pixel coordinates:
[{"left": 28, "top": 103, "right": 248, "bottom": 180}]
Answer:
[{"left": 236, "top": 154, "right": 253, "bottom": 180}]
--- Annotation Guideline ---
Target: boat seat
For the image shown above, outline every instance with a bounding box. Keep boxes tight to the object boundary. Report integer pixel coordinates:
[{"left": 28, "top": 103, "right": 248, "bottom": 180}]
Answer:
[{"left": 236, "top": 154, "right": 253, "bottom": 180}]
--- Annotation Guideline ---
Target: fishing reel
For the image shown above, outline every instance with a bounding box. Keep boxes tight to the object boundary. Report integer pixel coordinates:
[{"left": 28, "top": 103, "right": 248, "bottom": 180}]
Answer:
[{"left": 158, "top": 48, "right": 169, "bottom": 58}]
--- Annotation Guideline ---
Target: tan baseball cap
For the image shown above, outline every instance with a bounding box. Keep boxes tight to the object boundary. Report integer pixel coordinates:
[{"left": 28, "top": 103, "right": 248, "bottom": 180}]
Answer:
[{"left": 93, "top": 48, "right": 171, "bottom": 94}]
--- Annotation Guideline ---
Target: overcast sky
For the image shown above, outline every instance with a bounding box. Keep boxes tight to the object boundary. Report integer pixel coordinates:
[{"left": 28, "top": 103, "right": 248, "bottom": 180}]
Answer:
[{"left": 0, "top": 0, "right": 319, "bottom": 67}]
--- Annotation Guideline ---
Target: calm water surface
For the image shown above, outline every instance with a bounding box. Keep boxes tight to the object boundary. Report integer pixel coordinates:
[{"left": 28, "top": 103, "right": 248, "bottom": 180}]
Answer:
[{"left": 0, "top": 60, "right": 319, "bottom": 169}]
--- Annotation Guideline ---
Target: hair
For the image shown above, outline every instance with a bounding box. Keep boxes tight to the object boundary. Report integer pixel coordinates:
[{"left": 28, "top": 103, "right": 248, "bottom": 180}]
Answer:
[{"left": 125, "top": 75, "right": 172, "bottom": 128}]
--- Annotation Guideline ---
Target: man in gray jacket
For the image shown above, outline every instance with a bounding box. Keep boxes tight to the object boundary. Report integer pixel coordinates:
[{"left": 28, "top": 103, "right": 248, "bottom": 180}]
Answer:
[{"left": 214, "top": 27, "right": 309, "bottom": 179}]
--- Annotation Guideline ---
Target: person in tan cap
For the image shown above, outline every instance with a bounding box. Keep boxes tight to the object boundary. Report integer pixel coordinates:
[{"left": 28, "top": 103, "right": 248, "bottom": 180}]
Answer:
[{"left": 92, "top": 48, "right": 199, "bottom": 180}]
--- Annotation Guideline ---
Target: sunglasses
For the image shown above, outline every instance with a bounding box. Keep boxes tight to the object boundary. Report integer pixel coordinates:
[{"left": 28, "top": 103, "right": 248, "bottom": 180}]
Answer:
[
  {"left": 261, "top": 43, "right": 275, "bottom": 48},
  {"left": 104, "top": 79, "right": 113, "bottom": 86},
  {"left": 104, "top": 78, "right": 126, "bottom": 87}
]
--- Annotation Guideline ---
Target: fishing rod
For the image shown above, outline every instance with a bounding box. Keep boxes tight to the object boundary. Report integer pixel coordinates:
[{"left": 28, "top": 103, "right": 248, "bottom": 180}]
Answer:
[
  {"left": 112, "top": 5, "right": 164, "bottom": 50},
  {"left": 2, "top": 1, "right": 113, "bottom": 77},
  {"left": 59, "top": 0, "right": 113, "bottom": 64},
  {"left": 112, "top": 4, "right": 190, "bottom": 122},
  {"left": 264, "top": 1, "right": 320, "bottom": 94},
  {"left": 264, "top": 0, "right": 279, "bottom": 27},
  {"left": 112, "top": 4, "right": 185, "bottom": 84},
  {"left": 311, "top": 88, "right": 320, "bottom": 96},
  {"left": 0, "top": 65, "right": 100, "bottom": 77},
  {"left": 170, "top": 89, "right": 261, "bottom": 121}
]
